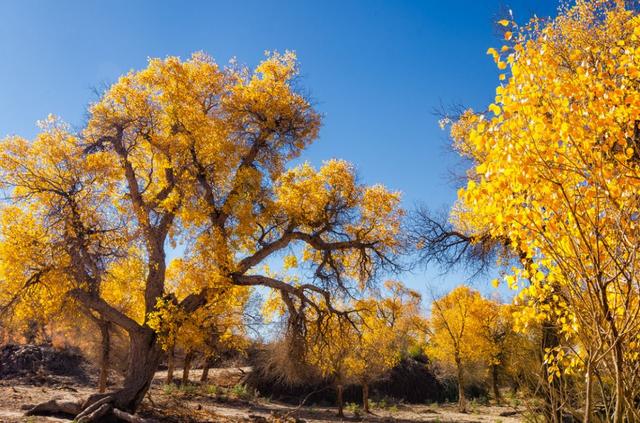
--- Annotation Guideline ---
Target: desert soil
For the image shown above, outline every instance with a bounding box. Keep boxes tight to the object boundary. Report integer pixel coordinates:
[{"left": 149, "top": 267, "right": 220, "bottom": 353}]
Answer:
[{"left": 0, "top": 368, "right": 525, "bottom": 423}]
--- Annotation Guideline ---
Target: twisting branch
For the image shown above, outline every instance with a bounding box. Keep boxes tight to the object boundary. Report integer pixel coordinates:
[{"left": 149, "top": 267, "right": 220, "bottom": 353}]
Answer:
[{"left": 408, "top": 206, "right": 502, "bottom": 276}]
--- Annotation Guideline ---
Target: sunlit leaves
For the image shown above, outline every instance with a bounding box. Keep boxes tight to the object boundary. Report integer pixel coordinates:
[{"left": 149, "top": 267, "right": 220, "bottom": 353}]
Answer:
[{"left": 445, "top": 0, "right": 640, "bottom": 409}]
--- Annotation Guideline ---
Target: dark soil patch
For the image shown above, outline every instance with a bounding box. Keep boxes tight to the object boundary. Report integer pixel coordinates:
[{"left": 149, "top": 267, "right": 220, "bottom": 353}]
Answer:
[{"left": 0, "top": 344, "right": 93, "bottom": 385}]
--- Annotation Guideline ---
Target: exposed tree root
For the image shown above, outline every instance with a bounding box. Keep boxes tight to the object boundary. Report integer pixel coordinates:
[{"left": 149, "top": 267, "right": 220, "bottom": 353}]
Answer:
[
  {"left": 75, "top": 395, "right": 114, "bottom": 422},
  {"left": 24, "top": 399, "right": 82, "bottom": 417},
  {"left": 24, "top": 394, "right": 157, "bottom": 422},
  {"left": 113, "top": 408, "right": 155, "bottom": 422},
  {"left": 77, "top": 403, "right": 111, "bottom": 422}
]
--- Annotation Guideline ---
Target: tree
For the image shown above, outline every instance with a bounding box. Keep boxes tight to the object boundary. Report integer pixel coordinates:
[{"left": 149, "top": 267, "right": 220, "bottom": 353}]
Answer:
[
  {"left": 0, "top": 52, "right": 403, "bottom": 420},
  {"left": 346, "top": 281, "right": 424, "bottom": 413},
  {"left": 426, "top": 285, "right": 486, "bottom": 412},
  {"left": 148, "top": 256, "right": 250, "bottom": 385},
  {"left": 475, "top": 300, "right": 517, "bottom": 403},
  {"left": 304, "top": 307, "right": 356, "bottom": 418},
  {"left": 0, "top": 120, "right": 138, "bottom": 401},
  {"left": 0, "top": 224, "right": 145, "bottom": 393},
  {"left": 290, "top": 281, "right": 423, "bottom": 416},
  {"left": 441, "top": 2, "right": 640, "bottom": 421}
]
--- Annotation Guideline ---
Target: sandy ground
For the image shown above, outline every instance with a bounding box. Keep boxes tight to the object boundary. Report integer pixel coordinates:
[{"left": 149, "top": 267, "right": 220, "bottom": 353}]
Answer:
[{"left": 0, "top": 368, "right": 525, "bottom": 422}]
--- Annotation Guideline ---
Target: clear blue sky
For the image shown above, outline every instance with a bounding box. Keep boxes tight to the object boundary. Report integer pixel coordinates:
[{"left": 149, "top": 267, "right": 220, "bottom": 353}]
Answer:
[{"left": 0, "top": 0, "right": 559, "bottom": 301}]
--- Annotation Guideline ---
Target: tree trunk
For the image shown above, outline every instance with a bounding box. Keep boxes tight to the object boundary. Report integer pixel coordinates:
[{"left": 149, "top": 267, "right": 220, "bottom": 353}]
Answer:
[
  {"left": 182, "top": 350, "right": 194, "bottom": 385},
  {"left": 79, "top": 327, "right": 162, "bottom": 416},
  {"left": 456, "top": 356, "right": 466, "bottom": 413},
  {"left": 336, "top": 384, "right": 344, "bottom": 417},
  {"left": 583, "top": 360, "right": 593, "bottom": 423},
  {"left": 542, "top": 322, "right": 562, "bottom": 423},
  {"left": 98, "top": 320, "right": 111, "bottom": 393},
  {"left": 362, "top": 382, "right": 370, "bottom": 413},
  {"left": 601, "top": 286, "right": 624, "bottom": 423},
  {"left": 111, "top": 327, "right": 163, "bottom": 412},
  {"left": 491, "top": 364, "right": 500, "bottom": 404},
  {"left": 200, "top": 358, "right": 211, "bottom": 382},
  {"left": 612, "top": 341, "right": 625, "bottom": 423},
  {"left": 166, "top": 342, "right": 175, "bottom": 385}
]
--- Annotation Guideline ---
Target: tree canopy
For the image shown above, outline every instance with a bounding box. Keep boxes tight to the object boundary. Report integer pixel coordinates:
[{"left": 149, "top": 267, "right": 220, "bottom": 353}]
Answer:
[{"left": 0, "top": 51, "right": 404, "bottom": 420}]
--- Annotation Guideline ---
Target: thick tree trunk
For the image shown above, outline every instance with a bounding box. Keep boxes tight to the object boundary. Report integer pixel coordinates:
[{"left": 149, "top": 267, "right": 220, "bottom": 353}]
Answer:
[
  {"left": 166, "top": 342, "right": 175, "bottom": 385},
  {"left": 362, "top": 382, "right": 370, "bottom": 413},
  {"left": 182, "top": 351, "right": 194, "bottom": 385},
  {"left": 456, "top": 356, "right": 466, "bottom": 413},
  {"left": 110, "top": 327, "right": 162, "bottom": 412},
  {"left": 69, "top": 326, "right": 162, "bottom": 420},
  {"left": 336, "top": 384, "right": 344, "bottom": 417},
  {"left": 491, "top": 364, "right": 500, "bottom": 404},
  {"left": 98, "top": 320, "right": 111, "bottom": 393}
]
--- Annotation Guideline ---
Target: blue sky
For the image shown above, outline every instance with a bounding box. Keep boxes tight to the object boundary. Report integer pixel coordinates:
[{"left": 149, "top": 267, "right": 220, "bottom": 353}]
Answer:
[{"left": 0, "top": 0, "right": 560, "bottom": 302}]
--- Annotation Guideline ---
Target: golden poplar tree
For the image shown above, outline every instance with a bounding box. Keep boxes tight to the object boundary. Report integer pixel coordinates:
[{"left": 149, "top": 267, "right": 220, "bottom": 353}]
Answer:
[
  {"left": 0, "top": 52, "right": 403, "bottom": 421},
  {"left": 426, "top": 285, "right": 487, "bottom": 412},
  {"left": 443, "top": 2, "right": 640, "bottom": 421}
]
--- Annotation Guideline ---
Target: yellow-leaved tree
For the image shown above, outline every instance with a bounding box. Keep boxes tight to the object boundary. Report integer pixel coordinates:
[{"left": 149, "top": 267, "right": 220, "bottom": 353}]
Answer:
[
  {"left": 346, "top": 281, "right": 424, "bottom": 413},
  {"left": 0, "top": 51, "right": 403, "bottom": 421},
  {"left": 148, "top": 256, "right": 250, "bottom": 385},
  {"left": 300, "top": 281, "right": 423, "bottom": 416},
  {"left": 0, "top": 120, "right": 143, "bottom": 397},
  {"left": 426, "top": 285, "right": 488, "bottom": 412},
  {"left": 439, "top": 1, "right": 640, "bottom": 421},
  {"left": 474, "top": 300, "right": 517, "bottom": 404}
]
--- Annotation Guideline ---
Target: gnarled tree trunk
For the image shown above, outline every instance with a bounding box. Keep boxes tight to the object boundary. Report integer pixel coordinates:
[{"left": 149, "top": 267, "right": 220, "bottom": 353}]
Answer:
[
  {"left": 105, "top": 327, "right": 162, "bottom": 412},
  {"left": 200, "top": 357, "right": 212, "bottom": 382},
  {"left": 26, "top": 327, "right": 162, "bottom": 422}
]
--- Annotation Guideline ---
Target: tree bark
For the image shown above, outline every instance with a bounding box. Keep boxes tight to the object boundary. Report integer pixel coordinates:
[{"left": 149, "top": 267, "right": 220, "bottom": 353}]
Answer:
[
  {"left": 108, "top": 327, "right": 162, "bottom": 412},
  {"left": 542, "top": 322, "right": 562, "bottom": 423},
  {"left": 583, "top": 360, "right": 593, "bottom": 423},
  {"left": 612, "top": 341, "right": 625, "bottom": 423},
  {"left": 200, "top": 357, "right": 211, "bottom": 382},
  {"left": 166, "top": 342, "right": 175, "bottom": 385},
  {"left": 182, "top": 350, "right": 194, "bottom": 385},
  {"left": 336, "top": 384, "right": 344, "bottom": 417},
  {"left": 456, "top": 356, "right": 466, "bottom": 413},
  {"left": 491, "top": 364, "right": 501, "bottom": 404},
  {"left": 72, "top": 327, "right": 162, "bottom": 419},
  {"left": 98, "top": 320, "right": 111, "bottom": 393},
  {"left": 362, "top": 382, "right": 370, "bottom": 413}
]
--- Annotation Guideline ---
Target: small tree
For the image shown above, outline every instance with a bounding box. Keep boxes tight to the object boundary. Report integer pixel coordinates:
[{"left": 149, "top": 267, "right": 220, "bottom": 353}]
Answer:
[
  {"left": 426, "top": 286, "right": 486, "bottom": 412},
  {"left": 347, "top": 281, "right": 424, "bottom": 413},
  {"left": 148, "top": 256, "right": 250, "bottom": 384},
  {"left": 303, "top": 307, "right": 356, "bottom": 417},
  {"left": 475, "top": 300, "right": 517, "bottom": 403}
]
